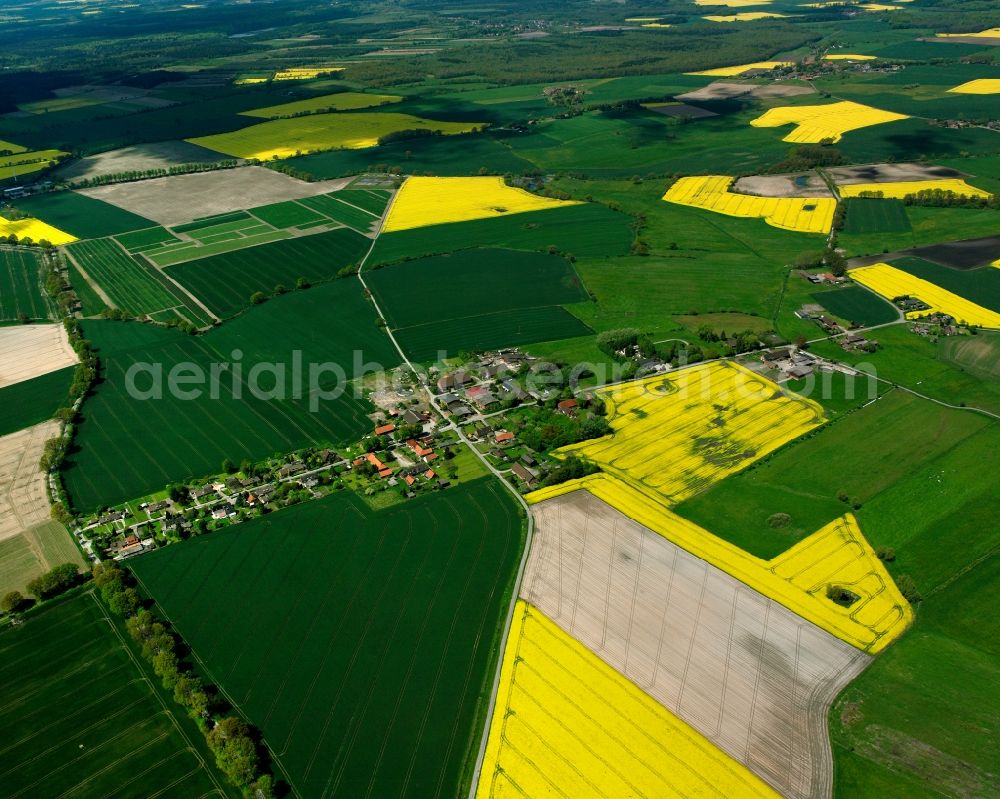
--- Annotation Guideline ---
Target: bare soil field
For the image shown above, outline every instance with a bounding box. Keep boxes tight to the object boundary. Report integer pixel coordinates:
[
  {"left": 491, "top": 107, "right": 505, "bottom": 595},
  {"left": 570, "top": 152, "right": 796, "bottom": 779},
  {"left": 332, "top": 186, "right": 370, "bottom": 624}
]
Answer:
[
  {"left": 57, "top": 139, "right": 228, "bottom": 181},
  {"left": 647, "top": 102, "right": 719, "bottom": 119},
  {"left": 734, "top": 172, "right": 833, "bottom": 197},
  {"left": 849, "top": 234, "right": 1000, "bottom": 270},
  {"left": 678, "top": 81, "right": 814, "bottom": 102},
  {"left": 827, "top": 162, "right": 965, "bottom": 184},
  {"left": 523, "top": 491, "right": 871, "bottom": 799},
  {"left": 0, "top": 420, "right": 59, "bottom": 541},
  {"left": 78, "top": 166, "right": 352, "bottom": 226},
  {"left": 0, "top": 324, "right": 77, "bottom": 389}
]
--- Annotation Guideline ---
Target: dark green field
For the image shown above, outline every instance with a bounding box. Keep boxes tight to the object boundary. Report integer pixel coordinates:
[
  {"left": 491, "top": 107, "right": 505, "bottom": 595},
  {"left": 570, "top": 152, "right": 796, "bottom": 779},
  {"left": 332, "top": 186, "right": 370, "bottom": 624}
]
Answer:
[
  {"left": 247, "top": 200, "right": 327, "bottom": 229},
  {"left": 813, "top": 285, "right": 898, "bottom": 326},
  {"left": 0, "top": 248, "right": 50, "bottom": 320},
  {"left": 367, "top": 248, "right": 589, "bottom": 328},
  {"left": 114, "top": 226, "right": 181, "bottom": 253},
  {"left": 9, "top": 191, "right": 155, "bottom": 238},
  {"left": 893, "top": 256, "right": 1000, "bottom": 313},
  {"left": 171, "top": 211, "right": 252, "bottom": 234},
  {"left": 841, "top": 198, "right": 912, "bottom": 235},
  {"left": 0, "top": 591, "right": 236, "bottom": 799},
  {"left": 370, "top": 202, "right": 634, "bottom": 265},
  {"left": 67, "top": 238, "right": 214, "bottom": 326},
  {"left": 166, "top": 228, "right": 370, "bottom": 318},
  {"left": 62, "top": 280, "right": 399, "bottom": 511},
  {"left": 66, "top": 257, "right": 108, "bottom": 317},
  {"left": 296, "top": 193, "right": 380, "bottom": 233},
  {"left": 395, "top": 305, "right": 593, "bottom": 362},
  {"left": 335, "top": 189, "right": 391, "bottom": 216},
  {"left": 129, "top": 478, "right": 524, "bottom": 799},
  {"left": 0, "top": 366, "right": 74, "bottom": 436}
]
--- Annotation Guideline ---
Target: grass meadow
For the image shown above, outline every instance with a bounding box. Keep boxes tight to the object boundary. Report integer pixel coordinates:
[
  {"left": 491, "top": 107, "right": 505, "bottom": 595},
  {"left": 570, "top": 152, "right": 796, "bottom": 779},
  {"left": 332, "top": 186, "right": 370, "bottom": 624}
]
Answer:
[
  {"left": 166, "top": 228, "right": 370, "bottom": 318},
  {"left": 841, "top": 198, "right": 911, "bottom": 235},
  {"left": 62, "top": 281, "right": 399, "bottom": 511},
  {"left": 0, "top": 248, "right": 50, "bottom": 321},
  {"left": 130, "top": 479, "right": 525, "bottom": 799},
  {"left": 0, "top": 591, "right": 236, "bottom": 799}
]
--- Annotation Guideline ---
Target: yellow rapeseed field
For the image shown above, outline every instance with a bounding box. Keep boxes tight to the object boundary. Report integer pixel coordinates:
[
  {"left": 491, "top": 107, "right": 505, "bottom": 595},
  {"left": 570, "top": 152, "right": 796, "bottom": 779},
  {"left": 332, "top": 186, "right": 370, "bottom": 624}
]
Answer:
[
  {"left": 937, "top": 27, "right": 1000, "bottom": 39},
  {"left": 475, "top": 600, "right": 780, "bottom": 799},
  {"left": 849, "top": 263, "right": 1000, "bottom": 328},
  {"left": 703, "top": 12, "right": 787, "bottom": 20},
  {"left": 556, "top": 360, "right": 825, "bottom": 505},
  {"left": 689, "top": 60, "right": 794, "bottom": 76},
  {"left": 273, "top": 67, "right": 343, "bottom": 80},
  {"left": 858, "top": 3, "right": 903, "bottom": 10},
  {"left": 527, "top": 476, "right": 913, "bottom": 653},
  {"left": 751, "top": 100, "right": 908, "bottom": 143},
  {"left": 823, "top": 53, "right": 877, "bottom": 60},
  {"left": 241, "top": 92, "right": 402, "bottom": 118},
  {"left": 642, "top": 22, "right": 673, "bottom": 27},
  {"left": 0, "top": 217, "right": 77, "bottom": 246},
  {"left": 663, "top": 175, "right": 836, "bottom": 233},
  {"left": 381, "top": 176, "right": 582, "bottom": 232},
  {"left": 234, "top": 76, "right": 269, "bottom": 85},
  {"left": 838, "top": 179, "right": 991, "bottom": 199},
  {"left": 948, "top": 79, "right": 1000, "bottom": 95},
  {"left": 188, "top": 113, "right": 484, "bottom": 159}
]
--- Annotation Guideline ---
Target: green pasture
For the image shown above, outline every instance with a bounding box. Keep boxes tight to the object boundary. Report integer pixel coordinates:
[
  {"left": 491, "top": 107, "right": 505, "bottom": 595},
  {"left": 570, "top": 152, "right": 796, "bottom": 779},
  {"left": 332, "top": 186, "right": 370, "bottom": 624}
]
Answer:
[
  {"left": 62, "top": 280, "right": 399, "bottom": 511},
  {"left": 129, "top": 479, "right": 524, "bottom": 799},
  {"left": 0, "top": 591, "right": 236, "bottom": 799},
  {"left": 167, "top": 228, "right": 369, "bottom": 318},
  {"left": 0, "top": 248, "right": 50, "bottom": 320}
]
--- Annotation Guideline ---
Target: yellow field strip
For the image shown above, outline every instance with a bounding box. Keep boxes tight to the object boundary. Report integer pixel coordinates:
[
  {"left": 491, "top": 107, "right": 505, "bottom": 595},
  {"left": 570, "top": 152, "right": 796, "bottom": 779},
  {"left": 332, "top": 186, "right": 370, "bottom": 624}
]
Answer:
[
  {"left": 838, "top": 178, "right": 991, "bottom": 199},
  {"left": 664, "top": 175, "right": 835, "bottom": 233},
  {"left": 823, "top": 53, "right": 877, "bottom": 60},
  {"left": 688, "top": 60, "right": 793, "bottom": 76},
  {"left": 703, "top": 12, "right": 788, "bottom": 20},
  {"left": 381, "top": 176, "right": 582, "bottom": 232},
  {"left": 850, "top": 263, "right": 1000, "bottom": 328},
  {"left": 475, "top": 600, "right": 780, "bottom": 799},
  {"left": 0, "top": 139, "right": 28, "bottom": 154},
  {"left": 0, "top": 217, "right": 77, "bottom": 246},
  {"left": 751, "top": 100, "right": 908, "bottom": 143},
  {"left": 948, "top": 79, "right": 1000, "bottom": 95},
  {"left": 527, "top": 475, "right": 913, "bottom": 653},
  {"left": 240, "top": 92, "right": 402, "bottom": 118},
  {"left": 694, "top": 0, "right": 773, "bottom": 5},
  {"left": 556, "top": 361, "right": 826, "bottom": 504},
  {"left": 937, "top": 27, "right": 1000, "bottom": 39}
]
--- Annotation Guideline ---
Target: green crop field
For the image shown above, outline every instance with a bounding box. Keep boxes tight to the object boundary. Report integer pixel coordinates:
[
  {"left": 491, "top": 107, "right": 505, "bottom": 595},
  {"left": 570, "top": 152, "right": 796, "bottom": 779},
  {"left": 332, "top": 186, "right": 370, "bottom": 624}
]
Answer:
[
  {"left": 0, "top": 591, "right": 236, "bottom": 799},
  {"left": 166, "top": 228, "right": 370, "bottom": 318},
  {"left": 892, "top": 256, "right": 1000, "bottom": 313},
  {"left": 0, "top": 365, "right": 74, "bottom": 436},
  {"left": 66, "top": 238, "right": 214, "bottom": 326},
  {"left": 242, "top": 91, "right": 402, "bottom": 118},
  {"left": 62, "top": 280, "right": 399, "bottom": 511},
  {"left": 66, "top": 257, "right": 108, "bottom": 317},
  {"left": 296, "top": 192, "right": 381, "bottom": 233},
  {"left": 129, "top": 478, "right": 524, "bottom": 799},
  {"left": 0, "top": 521, "right": 85, "bottom": 597},
  {"left": 367, "top": 248, "right": 589, "bottom": 328},
  {"left": 114, "top": 226, "right": 182, "bottom": 252},
  {"left": 335, "top": 189, "right": 391, "bottom": 216},
  {"left": 247, "top": 200, "right": 328, "bottom": 229},
  {"left": 9, "top": 191, "right": 155, "bottom": 238},
  {"left": 838, "top": 205, "right": 1000, "bottom": 259},
  {"left": 395, "top": 305, "right": 593, "bottom": 362},
  {"left": 841, "top": 198, "right": 912, "bottom": 234},
  {"left": 0, "top": 248, "right": 50, "bottom": 320},
  {"left": 370, "top": 202, "right": 633, "bottom": 265},
  {"left": 812, "top": 285, "right": 899, "bottom": 326}
]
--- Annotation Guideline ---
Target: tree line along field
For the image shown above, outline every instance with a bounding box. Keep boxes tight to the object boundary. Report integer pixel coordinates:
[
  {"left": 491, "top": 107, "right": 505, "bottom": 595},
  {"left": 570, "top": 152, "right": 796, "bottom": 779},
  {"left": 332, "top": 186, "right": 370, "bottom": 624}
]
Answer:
[
  {"left": 66, "top": 239, "right": 214, "bottom": 327},
  {"left": 166, "top": 228, "right": 370, "bottom": 319},
  {"left": 0, "top": 248, "right": 51, "bottom": 321},
  {"left": 129, "top": 478, "right": 525, "bottom": 799},
  {"left": 367, "top": 248, "right": 592, "bottom": 359},
  {"left": 0, "top": 591, "right": 237, "bottom": 799},
  {"left": 62, "top": 280, "right": 400, "bottom": 512}
]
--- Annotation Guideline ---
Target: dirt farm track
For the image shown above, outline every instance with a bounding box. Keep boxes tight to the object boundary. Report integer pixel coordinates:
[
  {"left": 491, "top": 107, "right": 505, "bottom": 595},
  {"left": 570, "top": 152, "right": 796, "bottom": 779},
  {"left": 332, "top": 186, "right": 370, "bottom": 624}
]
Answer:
[{"left": 523, "top": 491, "right": 871, "bottom": 799}]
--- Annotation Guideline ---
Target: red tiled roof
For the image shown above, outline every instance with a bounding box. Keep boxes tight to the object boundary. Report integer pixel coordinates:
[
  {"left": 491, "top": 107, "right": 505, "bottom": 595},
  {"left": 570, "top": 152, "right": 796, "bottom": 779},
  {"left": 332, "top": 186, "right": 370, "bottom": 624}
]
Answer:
[
  {"left": 374, "top": 423, "right": 396, "bottom": 435},
  {"left": 557, "top": 399, "right": 578, "bottom": 410},
  {"left": 378, "top": 468, "right": 393, "bottom": 478},
  {"left": 404, "top": 475, "right": 416, "bottom": 486},
  {"left": 424, "top": 469, "right": 436, "bottom": 479},
  {"left": 495, "top": 431, "right": 514, "bottom": 442}
]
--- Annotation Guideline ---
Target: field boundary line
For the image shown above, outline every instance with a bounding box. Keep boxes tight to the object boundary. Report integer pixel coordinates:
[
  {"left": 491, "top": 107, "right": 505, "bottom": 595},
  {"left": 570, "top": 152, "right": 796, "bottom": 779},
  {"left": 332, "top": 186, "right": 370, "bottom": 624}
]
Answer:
[{"left": 63, "top": 247, "right": 116, "bottom": 309}]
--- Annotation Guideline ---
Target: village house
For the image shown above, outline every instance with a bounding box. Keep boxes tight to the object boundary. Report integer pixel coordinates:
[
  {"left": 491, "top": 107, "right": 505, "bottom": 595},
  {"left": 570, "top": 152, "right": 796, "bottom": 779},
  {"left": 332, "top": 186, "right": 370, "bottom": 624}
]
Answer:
[
  {"left": 511, "top": 463, "right": 538, "bottom": 488},
  {"left": 500, "top": 380, "right": 529, "bottom": 402},
  {"left": 278, "top": 462, "right": 306, "bottom": 478},
  {"left": 437, "top": 370, "right": 473, "bottom": 392},
  {"left": 556, "top": 398, "right": 579, "bottom": 416},
  {"left": 495, "top": 430, "right": 515, "bottom": 446}
]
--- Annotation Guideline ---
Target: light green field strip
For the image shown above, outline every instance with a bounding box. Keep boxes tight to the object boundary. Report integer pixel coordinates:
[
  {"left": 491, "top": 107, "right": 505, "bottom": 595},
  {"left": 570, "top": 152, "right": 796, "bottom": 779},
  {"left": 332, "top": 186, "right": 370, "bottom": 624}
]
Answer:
[{"left": 149, "top": 229, "right": 293, "bottom": 267}]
